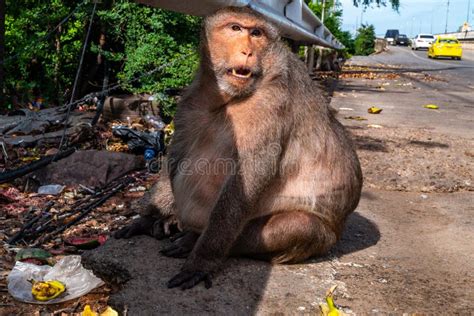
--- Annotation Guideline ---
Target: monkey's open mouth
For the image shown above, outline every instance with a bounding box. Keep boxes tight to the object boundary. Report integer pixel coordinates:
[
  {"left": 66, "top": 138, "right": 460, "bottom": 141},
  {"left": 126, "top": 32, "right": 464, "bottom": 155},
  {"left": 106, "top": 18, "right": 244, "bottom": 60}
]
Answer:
[{"left": 229, "top": 68, "right": 252, "bottom": 79}]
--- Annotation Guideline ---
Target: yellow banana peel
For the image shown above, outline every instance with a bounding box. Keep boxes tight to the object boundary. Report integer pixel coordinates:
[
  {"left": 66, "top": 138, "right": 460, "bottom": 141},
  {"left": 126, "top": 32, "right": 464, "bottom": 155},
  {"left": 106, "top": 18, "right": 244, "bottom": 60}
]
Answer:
[
  {"left": 82, "top": 305, "right": 98, "bottom": 316},
  {"left": 81, "top": 305, "right": 118, "bottom": 316},
  {"left": 319, "top": 285, "right": 347, "bottom": 316},
  {"left": 100, "top": 306, "right": 119, "bottom": 316},
  {"left": 30, "top": 279, "right": 66, "bottom": 301},
  {"left": 424, "top": 104, "right": 439, "bottom": 109},
  {"left": 368, "top": 106, "right": 383, "bottom": 114}
]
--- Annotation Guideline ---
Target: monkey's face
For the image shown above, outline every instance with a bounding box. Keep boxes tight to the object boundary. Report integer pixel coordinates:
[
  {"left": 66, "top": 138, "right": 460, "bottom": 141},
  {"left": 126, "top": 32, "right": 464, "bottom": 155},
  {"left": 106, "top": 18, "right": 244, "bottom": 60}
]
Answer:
[{"left": 205, "top": 10, "right": 278, "bottom": 98}]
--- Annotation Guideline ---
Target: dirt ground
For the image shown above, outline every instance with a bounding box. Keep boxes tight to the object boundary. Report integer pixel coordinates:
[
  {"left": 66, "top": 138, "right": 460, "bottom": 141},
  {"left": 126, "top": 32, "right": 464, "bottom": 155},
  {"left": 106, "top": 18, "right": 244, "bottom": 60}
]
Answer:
[{"left": 1, "top": 49, "right": 473, "bottom": 315}]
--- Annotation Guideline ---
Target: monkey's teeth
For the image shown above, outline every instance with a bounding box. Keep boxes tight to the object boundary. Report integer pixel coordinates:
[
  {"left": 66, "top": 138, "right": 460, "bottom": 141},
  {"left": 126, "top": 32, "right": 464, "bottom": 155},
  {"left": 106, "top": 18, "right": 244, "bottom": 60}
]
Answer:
[{"left": 232, "top": 68, "right": 252, "bottom": 78}]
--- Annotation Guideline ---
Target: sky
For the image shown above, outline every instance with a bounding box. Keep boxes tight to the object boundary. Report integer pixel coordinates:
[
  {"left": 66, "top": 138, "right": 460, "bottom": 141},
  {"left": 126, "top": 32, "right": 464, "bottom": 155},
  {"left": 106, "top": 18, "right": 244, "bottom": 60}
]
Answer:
[{"left": 339, "top": 0, "right": 473, "bottom": 37}]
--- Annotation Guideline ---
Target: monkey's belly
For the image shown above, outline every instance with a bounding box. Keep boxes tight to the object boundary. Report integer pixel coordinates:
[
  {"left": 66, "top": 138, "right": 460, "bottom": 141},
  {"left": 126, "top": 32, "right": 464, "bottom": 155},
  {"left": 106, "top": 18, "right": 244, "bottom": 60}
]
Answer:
[{"left": 172, "top": 171, "right": 227, "bottom": 232}]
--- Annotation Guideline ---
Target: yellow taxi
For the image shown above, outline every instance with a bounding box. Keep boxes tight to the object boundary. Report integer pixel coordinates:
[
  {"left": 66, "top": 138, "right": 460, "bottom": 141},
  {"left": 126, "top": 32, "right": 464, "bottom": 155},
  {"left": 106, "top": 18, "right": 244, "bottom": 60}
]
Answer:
[{"left": 428, "top": 37, "right": 463, "bottom": 60}]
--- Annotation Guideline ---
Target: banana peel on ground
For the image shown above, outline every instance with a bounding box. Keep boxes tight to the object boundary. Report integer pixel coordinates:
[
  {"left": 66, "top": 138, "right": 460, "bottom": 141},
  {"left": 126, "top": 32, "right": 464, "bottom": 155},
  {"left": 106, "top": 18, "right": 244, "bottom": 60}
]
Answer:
[
  {"left": 344, "top": 116, "right": 367, "bottom": 121},
  {"left": 30, "top": 279, "right": 66, "bottom": 301},
  {"left": 424, "top": 104, "right": 439, "bottom": 109},
  {"left": 367, "top": 106, "right": 383, "bottom": 114},
  {"left": 319, "top": 285, "right": 347, "bottom": 316},
  {"left": 82, "top": 305, "right": 118, "bottom": 316}
]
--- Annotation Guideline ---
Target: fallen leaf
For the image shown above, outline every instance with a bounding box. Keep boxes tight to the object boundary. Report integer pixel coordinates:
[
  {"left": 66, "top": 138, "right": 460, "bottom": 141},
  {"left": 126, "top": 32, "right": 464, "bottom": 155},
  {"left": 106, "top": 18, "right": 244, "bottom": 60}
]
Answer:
[
  {"left": 345, "top": 116, "right": 367, "bottom": 121},
  {"left": 368, "top": 124, "right": 383, "bottom": 129},
  {"left": 368, "top": 107, "right": 383, "bottom": 114}
]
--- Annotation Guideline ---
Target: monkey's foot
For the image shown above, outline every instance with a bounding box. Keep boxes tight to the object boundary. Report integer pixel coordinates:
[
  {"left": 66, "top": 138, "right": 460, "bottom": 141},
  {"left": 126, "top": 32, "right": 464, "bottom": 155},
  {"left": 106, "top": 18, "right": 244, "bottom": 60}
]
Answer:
[
  {"left": 115, "top": 215, "right": 180, "bottom": 240},
  {"left": 160, "top": 231, "right": 199, "bottom": 258},
  {"left": 167, "top": 270, "right": 212, "bottom": 290},
  {"left": 114, "top": 215, "right": 157, "bottom": 239}
]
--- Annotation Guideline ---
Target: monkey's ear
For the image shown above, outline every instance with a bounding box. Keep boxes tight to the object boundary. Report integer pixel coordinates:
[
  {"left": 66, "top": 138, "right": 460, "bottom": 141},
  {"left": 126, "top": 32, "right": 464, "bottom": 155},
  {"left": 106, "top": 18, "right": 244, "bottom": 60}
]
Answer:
[{"left": 263, "top": 22, "right": 280, "bottom": 42}]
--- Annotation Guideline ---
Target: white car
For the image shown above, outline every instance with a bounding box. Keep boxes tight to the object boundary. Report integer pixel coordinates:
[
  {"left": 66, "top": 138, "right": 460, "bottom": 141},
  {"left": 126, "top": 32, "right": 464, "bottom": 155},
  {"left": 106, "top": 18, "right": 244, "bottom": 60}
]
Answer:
[{"left": 412, "top": 34, "right": 436, "bottom": 50}]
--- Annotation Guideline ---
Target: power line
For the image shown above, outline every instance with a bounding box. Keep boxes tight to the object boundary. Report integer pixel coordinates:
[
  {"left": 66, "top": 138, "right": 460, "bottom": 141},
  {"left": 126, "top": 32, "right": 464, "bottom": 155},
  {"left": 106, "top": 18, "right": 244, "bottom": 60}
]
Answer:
[{"left": 445, "top": 0, "right": 450, "bottom": 33}]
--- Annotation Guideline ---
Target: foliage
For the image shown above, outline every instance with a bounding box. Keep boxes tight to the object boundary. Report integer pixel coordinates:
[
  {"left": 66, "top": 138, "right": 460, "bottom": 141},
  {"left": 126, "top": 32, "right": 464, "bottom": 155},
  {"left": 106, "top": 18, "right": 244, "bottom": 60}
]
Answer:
[
  {"left": 3, "top": 0, "right": 201, "bottom": 115},
  {"left": 353, "top": 0, "right": 400, "bottom": 11},
  {"left": 354, "top": 24, "right": 376, "bottom": 55},
  {"left": 4, "top": 0, "right": 89, "bottom": 106},
  {"left": 306, "top": 0, "right": 355, "bottom": 55},
  {"left": 96, "top": 2, "right": 201, "bottom": 116}
]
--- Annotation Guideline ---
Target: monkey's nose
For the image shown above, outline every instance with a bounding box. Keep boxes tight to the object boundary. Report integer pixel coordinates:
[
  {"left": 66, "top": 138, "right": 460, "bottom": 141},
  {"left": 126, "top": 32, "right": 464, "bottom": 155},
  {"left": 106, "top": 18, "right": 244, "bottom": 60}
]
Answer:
[{"left": 241, "top": 50, "right": 253, "bottom": 57}]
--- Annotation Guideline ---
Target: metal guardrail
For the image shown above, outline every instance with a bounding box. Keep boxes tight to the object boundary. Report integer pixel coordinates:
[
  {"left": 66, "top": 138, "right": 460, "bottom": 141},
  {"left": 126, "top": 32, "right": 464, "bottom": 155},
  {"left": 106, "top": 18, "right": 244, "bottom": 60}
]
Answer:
[
  {"left": 136, "top": 0, "right": 344, "bottom": 49},
  {"left": 435, "top": 31, "right": 474, "bottom": 41}
]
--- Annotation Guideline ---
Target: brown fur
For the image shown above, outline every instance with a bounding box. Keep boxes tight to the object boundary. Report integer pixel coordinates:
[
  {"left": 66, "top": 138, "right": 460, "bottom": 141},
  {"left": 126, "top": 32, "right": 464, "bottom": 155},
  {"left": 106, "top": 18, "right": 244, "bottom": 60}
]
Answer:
[{"left": 115, "top": 7, "right": 362, "bottom": 289}]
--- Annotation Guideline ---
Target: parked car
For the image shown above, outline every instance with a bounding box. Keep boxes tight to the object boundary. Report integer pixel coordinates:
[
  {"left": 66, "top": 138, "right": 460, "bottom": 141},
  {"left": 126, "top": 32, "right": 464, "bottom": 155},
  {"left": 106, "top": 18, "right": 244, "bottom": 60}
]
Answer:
[
  {"left": 385, "top": 29, "right": 399, "bottom": 45},
  {"left": 412, "top": 34, "right": 435, "bottom": 50},
  {"left": 428, "top": 37, "right": 462, "bottom": 60},
  {"left": 395, "top": 34, "right": 409, "bottom": 46}
]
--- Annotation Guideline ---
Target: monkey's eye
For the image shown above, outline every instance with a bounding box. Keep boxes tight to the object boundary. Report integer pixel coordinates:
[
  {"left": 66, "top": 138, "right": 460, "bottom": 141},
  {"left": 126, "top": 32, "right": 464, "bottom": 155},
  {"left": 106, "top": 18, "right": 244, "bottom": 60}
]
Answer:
[
  {"left": 231, "top": 24, "right": 242, "bottom": 32},
  {"left": 250, "top": 28, "right": 263, "bottom": 37}
]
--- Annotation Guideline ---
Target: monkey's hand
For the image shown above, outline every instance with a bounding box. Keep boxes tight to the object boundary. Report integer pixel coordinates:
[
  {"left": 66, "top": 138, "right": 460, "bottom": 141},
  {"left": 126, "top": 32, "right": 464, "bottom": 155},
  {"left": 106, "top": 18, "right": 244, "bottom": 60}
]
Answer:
[
  {"left": 167, "top": 254, "right": 220, "bottom": 290},
  {"left": 160, "top": 231, "right": 199, "bottom": 258},
  {"left": 114, "top": 215, "right": 180, "bottom": 240}
]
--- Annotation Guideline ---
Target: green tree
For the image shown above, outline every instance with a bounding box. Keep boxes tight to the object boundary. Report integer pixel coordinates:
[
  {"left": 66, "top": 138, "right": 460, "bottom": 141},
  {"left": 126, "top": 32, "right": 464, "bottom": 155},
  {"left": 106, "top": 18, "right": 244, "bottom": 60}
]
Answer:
[
  {"left": 353, "top": 0, "right": 400, "bottom": 11},
  {"left": 354, "top": 24, "right": 376, "bottom": 55},
  {"left": 96, "top": 1, "right": 201, "bottom": 116},
  {"left": 3, "top": 0, "right": 201, "bottom": 116},
  {"left": 306, "top": 0, "right": 355, "bottom": 54},
  {"left": 4, "top": 0, "right": 89, "bottom": 106}
]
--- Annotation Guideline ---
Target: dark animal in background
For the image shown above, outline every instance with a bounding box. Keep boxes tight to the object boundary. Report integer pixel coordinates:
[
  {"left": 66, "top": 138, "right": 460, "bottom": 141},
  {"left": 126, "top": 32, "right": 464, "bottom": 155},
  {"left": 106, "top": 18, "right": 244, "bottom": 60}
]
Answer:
[{"left": 116, "top": 6, "right": 363, "bottom": 290}]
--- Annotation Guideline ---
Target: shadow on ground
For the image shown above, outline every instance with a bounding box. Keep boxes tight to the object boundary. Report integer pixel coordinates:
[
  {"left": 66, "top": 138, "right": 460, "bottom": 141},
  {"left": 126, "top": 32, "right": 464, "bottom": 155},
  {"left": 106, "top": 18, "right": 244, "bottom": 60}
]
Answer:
[{"left": 82, "top": 211, "right": 379, "bottom": 314}]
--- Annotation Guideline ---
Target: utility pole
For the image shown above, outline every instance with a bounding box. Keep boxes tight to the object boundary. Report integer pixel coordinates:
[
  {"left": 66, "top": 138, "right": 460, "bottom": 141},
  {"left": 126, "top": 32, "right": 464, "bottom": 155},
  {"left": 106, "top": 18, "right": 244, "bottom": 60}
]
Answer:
[
  {"left": 445, "top": 0, "right": 450, "bottom": 33},
  {"left": 468, "top": 0, "right": 472, "bottom": 23},
  {"left": 0, "top": 0, "right": 5, "bottom": 110}
]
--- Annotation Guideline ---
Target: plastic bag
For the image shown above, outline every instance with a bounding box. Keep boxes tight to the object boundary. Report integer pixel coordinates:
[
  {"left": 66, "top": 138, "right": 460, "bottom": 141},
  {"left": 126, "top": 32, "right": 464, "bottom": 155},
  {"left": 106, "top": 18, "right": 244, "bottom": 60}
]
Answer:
[
  {"left": 37, "top": 184, "right": 65, "bottom": 195},
  {"left": 7, "top": 255, "right": 104, "bottom": 304}
]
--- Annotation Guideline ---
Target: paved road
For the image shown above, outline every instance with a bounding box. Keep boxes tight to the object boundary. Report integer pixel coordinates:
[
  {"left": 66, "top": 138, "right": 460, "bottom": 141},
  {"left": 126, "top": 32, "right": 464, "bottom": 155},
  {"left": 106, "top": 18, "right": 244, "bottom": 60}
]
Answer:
[
  {"left": 329, "top": 46, "right": 474, "bottom": 313},
  {"left": 341, "top": 46, "right": 474, "bottom": 138},
  {"left": 353, "top": 45, "right": 474, "bottom": 82}
]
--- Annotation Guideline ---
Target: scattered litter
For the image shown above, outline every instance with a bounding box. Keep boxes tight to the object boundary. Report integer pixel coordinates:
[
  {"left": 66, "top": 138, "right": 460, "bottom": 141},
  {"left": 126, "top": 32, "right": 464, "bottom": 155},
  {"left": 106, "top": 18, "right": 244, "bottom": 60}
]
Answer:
[
  {"left": 344, "top": 116, "right": 367, "bottom": 121},
  {"left": 319, "top": 285, "right": 347, "bottom": 316},
  {"left": 129, "top": 186, "right": 147, "bottom": 192},
  {"left": 8, "top": 255, "right": 104, "bottom": 304},
  {"left": 367, "top": 124, "right": 383, "bottom": 129},
  {"left": 82, "top": 305, "right": 97, "bottom": 316},
  {"left": 15, "top": 248, "right": 52, "bottom": 266},
  {"left": 420, "top": 194, "right": 428, "bottom": 199},
  {"left": 367, "top": 107, "right": 383, "bottom": 114},
  {"left": 101, "top": 306, "right": 119, "bottom": 316},
  {"left": 64, "top": 235, "right": 108, "bottom": 250},
  {"left": 82, "top": 305, "right": 119, "bottom": 316},
  {"left": 31, "top": 280, "right": 66, "bottom": 301},
  {"left": 338, "top": 107, "right": 354, "bottom": 111},
  {"left": 424, "top": 104, "right": 439, "bottom": 109},
  {"left": 37, "top": 185, "right": 65, "bottom": 196}
]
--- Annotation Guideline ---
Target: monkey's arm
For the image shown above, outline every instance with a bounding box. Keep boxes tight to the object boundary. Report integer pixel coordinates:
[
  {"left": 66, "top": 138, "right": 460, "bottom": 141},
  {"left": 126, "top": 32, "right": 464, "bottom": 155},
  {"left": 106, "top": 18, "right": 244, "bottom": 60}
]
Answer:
[{"left": 168, "top": 140, "right": 282, "bottom": 289}]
